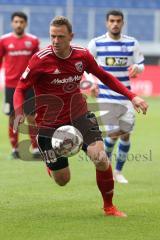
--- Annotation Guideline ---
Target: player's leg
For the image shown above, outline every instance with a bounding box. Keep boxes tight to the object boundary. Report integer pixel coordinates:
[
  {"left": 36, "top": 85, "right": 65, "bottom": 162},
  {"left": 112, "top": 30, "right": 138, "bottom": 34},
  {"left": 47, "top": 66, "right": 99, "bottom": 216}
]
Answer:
[
  {"left": 114, "top": 101, "right": 135, "bottom": 183},
  {"left": 106, "top": 130, "right": 129, "bottom": 183},
  {"left": 73, "top": 112, "right": 126, "bottom": 217},
  {"left": 9, "top": 114, "right": 19, "bottom": 158},
  {"left": 24, "top": 88, "right": 41, "bottom": 158},
  {"left": 114, "top": 133, "right": 130, "bottom": 183},
  {"left": 87, "top": 141, "right": 126, "bottom": 217},
  {"left": 87, "top": 140, "right": 113, "bottom": 205},
  {"left": 26, "top": 114, "right": 41, "bottom": 158},
  {"left": 37, "top": 131, "right": 70, "bottom": 186},
  {"left": 47, "top": 167, "right": 70, "bottom": 186},
  {"left": 3, "top": 87, "right": 19, "bottom": 158},
  {"left": 104, "top": 136, "right": 117, "bottom": 159},
  {"left": 98, "top": 103, "right": 127, "bottom": 160}
]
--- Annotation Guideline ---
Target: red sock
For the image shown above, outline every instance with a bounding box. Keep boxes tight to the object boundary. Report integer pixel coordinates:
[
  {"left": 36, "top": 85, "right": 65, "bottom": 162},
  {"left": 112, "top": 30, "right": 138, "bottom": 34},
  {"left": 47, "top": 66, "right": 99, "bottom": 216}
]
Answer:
[
  {"left": 47, "top": 167, "right": 52, "bottom": 178},
  {"left": 28, "top": 125, "right": 38, "bottom": 149},
  {"left": 96, "top": 164, "right": 114, "bottom": 208},
  {"left": 9, "top": 121, "right": 18, "bottom": 149}
]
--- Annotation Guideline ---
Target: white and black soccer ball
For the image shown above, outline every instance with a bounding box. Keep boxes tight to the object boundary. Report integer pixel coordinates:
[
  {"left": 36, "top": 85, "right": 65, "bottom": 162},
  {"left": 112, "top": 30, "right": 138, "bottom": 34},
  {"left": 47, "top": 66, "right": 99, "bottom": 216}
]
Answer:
[{"left": 51, "top": 125, "right": 83, "bottom": 157}]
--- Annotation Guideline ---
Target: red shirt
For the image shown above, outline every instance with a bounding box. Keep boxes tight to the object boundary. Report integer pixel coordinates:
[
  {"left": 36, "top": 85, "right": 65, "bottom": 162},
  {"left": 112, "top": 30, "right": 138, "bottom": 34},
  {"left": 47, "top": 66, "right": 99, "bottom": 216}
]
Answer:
[
  {"left": 14, "top": 45, "right": 136, "bottom": 128},
  {"left": 0, "top": 32, "right": 39, "bottom": 88}
]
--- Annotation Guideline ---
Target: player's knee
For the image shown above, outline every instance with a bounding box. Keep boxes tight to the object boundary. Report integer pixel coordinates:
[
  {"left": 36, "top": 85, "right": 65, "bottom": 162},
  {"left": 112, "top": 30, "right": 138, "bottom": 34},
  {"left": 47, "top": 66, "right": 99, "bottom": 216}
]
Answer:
[
  {"left": 54, "top": 175, "right": 70, "bottom": 186},
  {"left": 52, "top": 167, "right": 71, "bottom": 186},
  {"left": 47, "top": 167, "right": 70, "bottom": 186},
  {"left": 95, "top": 158, "right": 109, "bottom": 171},
  {"left": 108, "top": 131, "right": 121, "bottom": 139},
  {"left": 93, "top": 150, "right": 109, "bottom": 170},
  {"left": 120, "top": 133, "right": 130, "bottom": 141}
]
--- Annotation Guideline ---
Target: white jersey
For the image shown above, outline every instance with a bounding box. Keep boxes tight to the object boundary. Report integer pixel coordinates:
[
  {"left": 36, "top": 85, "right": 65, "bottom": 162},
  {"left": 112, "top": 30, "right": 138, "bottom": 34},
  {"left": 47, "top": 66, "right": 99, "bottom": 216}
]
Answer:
[{"left": 88, "top": 32, "right": 144, "bottom": 104}]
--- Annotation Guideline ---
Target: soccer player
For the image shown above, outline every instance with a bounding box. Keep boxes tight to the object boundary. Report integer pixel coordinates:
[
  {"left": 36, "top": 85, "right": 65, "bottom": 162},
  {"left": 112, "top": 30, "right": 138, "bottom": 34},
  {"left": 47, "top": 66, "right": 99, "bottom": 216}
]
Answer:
[
  {"left": 88, "top": 10, "right": 145, "bottom": 183},
  {"left": 0, "top": 11, "right": 40, "bottom": 159},
  {"left": 13, "top": 16, "right": 148, "bottom": 217}
]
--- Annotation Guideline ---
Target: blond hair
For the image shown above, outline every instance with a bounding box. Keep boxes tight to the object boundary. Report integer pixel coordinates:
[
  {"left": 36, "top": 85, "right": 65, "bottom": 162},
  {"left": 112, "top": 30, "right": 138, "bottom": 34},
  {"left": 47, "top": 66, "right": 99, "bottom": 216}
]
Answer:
[{"left": 50, "top": 16, "right": 72, "bottom": 33}]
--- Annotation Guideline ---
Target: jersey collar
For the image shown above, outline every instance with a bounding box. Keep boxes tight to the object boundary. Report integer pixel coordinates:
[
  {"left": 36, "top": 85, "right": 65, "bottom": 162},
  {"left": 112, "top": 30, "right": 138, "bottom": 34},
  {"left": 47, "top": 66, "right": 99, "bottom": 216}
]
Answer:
[
  {"left": 106, "top": 32, "right": 122, "bottom": 41},
  {"left": 51, "top": 46, "right": 73, "bottom": 59}
]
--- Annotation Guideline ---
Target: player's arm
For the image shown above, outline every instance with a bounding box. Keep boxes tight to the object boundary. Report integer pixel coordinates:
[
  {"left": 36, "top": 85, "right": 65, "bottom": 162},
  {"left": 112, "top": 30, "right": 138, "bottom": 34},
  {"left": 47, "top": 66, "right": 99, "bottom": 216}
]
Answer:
[
  {"left": 128, "top": 39, "right": 145, "bottom": 78},
  {"left": 90, "top": 83, "right": 99, "bottom": 97},
  {"left": 13, "top": 70, "right": 33, "bottom": 132},
  {"left": 13, "top": 55, "right": 39, "bottom": 132},
  {"left": 85, "top": 49, "right": 148, "bottom": 114}
]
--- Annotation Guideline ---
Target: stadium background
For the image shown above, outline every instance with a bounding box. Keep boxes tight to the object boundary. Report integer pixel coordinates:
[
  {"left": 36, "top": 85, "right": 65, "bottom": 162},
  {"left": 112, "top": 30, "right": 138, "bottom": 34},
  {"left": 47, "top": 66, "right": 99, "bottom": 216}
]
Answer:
[{"left": 0, "top": 1, "right": 160, "bottom": 240}]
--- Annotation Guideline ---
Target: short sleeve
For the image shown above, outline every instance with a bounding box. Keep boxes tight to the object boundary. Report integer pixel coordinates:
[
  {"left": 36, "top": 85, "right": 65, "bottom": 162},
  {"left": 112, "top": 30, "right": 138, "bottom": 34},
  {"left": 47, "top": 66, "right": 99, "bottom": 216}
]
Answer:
[
  {"left": 133, "top": 39, "right": 144, "bottom": 64},
  {"left": 19, "top": 54, "right": 41, "bottom": 87},
  {"left": 88, "top": 39, "right": 97, "bottom": 58}
]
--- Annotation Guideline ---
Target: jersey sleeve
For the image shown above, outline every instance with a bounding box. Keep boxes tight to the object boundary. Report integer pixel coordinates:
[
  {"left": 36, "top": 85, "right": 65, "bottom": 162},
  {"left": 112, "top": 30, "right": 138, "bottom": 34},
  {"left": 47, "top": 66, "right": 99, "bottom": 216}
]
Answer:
[
  {"left": 133, "top": 39, "right": 144, "bottom": 65},
  {"left": 88, "top": 39, "right": 97, "bottom": 58},
  {"left": 13, "top": 54, "right": 40, "bottom": 114},
  {"left": 84, "top": 49, "right": 136, "bottom": 101}
]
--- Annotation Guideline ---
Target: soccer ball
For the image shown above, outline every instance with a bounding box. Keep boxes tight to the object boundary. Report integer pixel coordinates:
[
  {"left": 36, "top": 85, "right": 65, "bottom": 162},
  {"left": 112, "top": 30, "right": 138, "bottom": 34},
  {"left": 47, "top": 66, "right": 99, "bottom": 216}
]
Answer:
[{"left": 51, "top": 125, "right": 83, "bottom": 157}]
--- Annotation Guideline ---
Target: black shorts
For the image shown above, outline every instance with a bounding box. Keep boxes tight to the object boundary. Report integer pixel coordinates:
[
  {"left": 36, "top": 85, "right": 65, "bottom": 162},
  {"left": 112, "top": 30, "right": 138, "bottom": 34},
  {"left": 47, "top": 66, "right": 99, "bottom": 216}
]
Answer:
[
  {"left": 37, "top": 111, "right": 103, "bottom": 171},
  {"left": 3, "top": 87, "right": 35, "bottom": 116}
]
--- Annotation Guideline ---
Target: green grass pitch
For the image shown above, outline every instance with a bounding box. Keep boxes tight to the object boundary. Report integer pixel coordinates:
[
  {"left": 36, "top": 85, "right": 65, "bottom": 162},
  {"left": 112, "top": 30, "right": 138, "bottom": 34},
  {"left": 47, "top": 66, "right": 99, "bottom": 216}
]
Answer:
[{"left": 0, "top": 92, "right": 160, "bottom": 240}]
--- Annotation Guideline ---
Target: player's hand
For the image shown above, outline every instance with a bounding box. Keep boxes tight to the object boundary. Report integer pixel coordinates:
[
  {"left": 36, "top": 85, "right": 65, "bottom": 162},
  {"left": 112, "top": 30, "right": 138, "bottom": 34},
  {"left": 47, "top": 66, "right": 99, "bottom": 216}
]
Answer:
[
  {"left": 128, "top": 64, "right": 139, "bottom": 78},
  {"left": 132, "top": 96, "right": 148, "bottom": 114},
  {"left": 90, "top": 84, "right": 99, "bottom": 97},
  {"left": 13, "top": 114, "right": 25, "bottom": 133}
]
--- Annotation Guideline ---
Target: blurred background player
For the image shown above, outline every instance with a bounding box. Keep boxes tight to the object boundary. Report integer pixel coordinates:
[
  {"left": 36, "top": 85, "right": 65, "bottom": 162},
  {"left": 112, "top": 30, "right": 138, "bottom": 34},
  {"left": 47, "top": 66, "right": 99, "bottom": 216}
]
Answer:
[
  {"left": 0, "top": 11, "right": 40, "bottom": 159},
  {"left": 88, "top": 10, "right": 144, "bottom": 183}
]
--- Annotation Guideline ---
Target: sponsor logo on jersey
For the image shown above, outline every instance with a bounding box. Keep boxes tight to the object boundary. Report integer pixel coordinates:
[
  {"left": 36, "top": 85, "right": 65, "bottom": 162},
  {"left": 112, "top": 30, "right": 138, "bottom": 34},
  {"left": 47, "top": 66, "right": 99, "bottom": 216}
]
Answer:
[
  {"left": 52, "top": 68, "right": 61, "bottom": 74},
  {"left": 21, "top": 67, "right": 30, "bottom": 79},
  {"left": 105, "top": 57, "right": 127, "bottom": 66},
  {"left": 25, "top": 41, "right": 32, "bottom": 48},
  {"left": 51, "top": 75, "right": 82, "bottom": 84},
  {"left": 75, "top": 61, "right": 83, "bottom": 72},
  {"left": 9, "top": 50, "right": 32, "bottom": 56}
]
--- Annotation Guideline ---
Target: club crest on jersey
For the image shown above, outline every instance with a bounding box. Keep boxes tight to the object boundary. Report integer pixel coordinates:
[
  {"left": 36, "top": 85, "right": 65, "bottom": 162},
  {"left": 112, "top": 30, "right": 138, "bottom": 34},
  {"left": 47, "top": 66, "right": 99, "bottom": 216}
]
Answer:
[
  {"left": 75, "top": 61, "right": 83, "bottom": 72},
  {"left": 25, "top": 41, "right": 32, "bottom": 48}
]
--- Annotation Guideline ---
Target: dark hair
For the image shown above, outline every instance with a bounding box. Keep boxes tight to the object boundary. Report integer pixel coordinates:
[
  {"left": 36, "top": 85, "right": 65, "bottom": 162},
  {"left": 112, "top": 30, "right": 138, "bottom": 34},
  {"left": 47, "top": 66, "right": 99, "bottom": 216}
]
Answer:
[
  {"left": 11, "top": 11, "right": 28, "bottom": 22},
  {"left": 50, "top": 16, "right": 72, "bottom": 33},
  {"left": 106, "top": 10, "right": 124, "bottom": 21}
]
